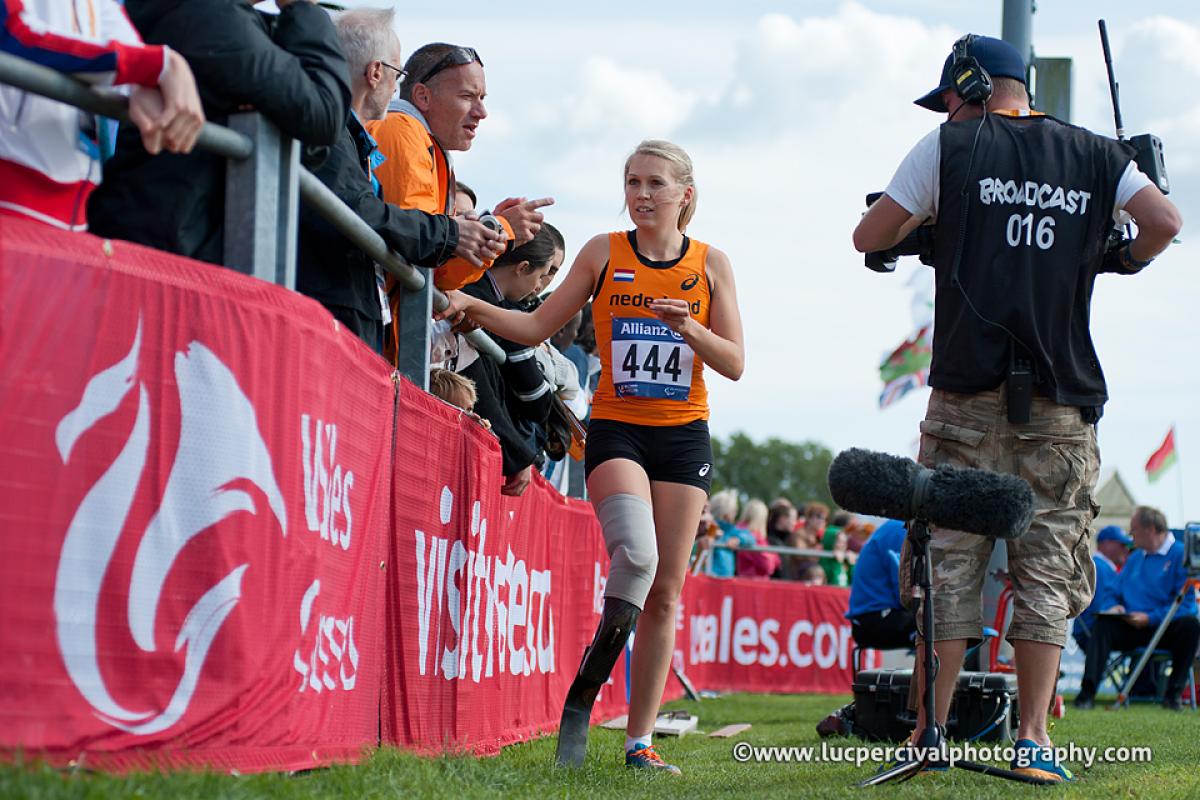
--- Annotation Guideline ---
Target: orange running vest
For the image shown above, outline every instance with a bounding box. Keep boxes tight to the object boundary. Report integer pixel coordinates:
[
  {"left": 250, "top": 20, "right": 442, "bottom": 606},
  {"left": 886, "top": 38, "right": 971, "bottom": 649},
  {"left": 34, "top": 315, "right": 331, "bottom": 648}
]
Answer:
[{"left": 591, "top": 231, "right": 711, "bottom": 426}]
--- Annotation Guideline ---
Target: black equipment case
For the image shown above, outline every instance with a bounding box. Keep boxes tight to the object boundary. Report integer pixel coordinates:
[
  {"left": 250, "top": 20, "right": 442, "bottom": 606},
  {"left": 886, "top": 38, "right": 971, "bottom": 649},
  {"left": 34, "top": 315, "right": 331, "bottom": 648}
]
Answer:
[{"left": 850, "top": 669, "right": 1019, "bottom": 743}]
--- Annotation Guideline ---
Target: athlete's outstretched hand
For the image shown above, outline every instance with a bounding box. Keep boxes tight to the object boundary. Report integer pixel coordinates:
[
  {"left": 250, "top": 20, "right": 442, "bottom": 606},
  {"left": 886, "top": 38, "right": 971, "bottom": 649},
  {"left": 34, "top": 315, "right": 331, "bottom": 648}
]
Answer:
[
  {"left": 435, "top": 289, "right": 473, "bottom": 321},
  {"left": 649, "top": 297, "right": 693, "bottom": 335}
]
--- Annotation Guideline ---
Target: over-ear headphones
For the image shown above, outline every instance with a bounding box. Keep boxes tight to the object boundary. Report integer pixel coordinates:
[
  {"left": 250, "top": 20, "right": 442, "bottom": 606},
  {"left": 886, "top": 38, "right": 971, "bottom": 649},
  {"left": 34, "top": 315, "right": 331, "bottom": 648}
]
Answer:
[{"left": 950, "top": 34, "right": 993, "bottom": 106}]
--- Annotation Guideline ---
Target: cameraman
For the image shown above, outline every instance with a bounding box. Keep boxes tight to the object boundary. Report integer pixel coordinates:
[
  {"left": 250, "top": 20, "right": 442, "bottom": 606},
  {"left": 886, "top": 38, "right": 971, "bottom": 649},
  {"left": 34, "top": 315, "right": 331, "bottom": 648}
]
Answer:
[{"left": 852, "top": 35, "right": 1181, "bottom": 782}]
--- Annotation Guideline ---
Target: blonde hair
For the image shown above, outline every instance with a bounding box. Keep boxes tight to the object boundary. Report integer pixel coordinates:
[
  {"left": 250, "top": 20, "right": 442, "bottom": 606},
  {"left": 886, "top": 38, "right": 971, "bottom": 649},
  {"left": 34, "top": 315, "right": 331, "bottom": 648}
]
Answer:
[
  {"left": 429, "top": 368, "right": 476, "bottom": 410},
  {"left": 624, "top": 139, "right": 698, "bottom": 232},
  {"left": 737, "top": 498, "right": 768, "bottom": 534},
  {"left": 710, "top": 488, "right": 739, "bottom": 523}
]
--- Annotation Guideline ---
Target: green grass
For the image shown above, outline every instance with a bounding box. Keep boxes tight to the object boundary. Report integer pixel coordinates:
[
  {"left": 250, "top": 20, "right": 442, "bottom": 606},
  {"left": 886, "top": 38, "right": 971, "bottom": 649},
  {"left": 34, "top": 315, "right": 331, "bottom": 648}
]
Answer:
[{"left": 3, "top": 693, "right": 1198, "bottom": 799}]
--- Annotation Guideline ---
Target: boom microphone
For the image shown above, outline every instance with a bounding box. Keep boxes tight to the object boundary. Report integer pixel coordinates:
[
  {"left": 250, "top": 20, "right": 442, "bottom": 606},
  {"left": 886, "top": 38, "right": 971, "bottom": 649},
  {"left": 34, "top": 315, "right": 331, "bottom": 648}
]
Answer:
[{"left": 827, "top": 448, "right": 1035, "bottom": 540}]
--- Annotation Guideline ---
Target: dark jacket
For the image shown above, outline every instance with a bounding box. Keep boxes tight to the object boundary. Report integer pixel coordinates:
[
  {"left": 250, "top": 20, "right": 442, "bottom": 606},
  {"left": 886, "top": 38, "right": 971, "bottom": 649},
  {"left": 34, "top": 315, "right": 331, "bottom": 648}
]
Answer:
[
  {"left": 459, "top": 355, "right": 539, "bottom": 478},
  {"left": 295, "top": 112, "right": 458, "bottom": 318},
  {"left": 461, "top": 275, "right": 554, "bottom": 426},
  {"left": 88, "top": 0, "right": 351, "bottom": 264}
]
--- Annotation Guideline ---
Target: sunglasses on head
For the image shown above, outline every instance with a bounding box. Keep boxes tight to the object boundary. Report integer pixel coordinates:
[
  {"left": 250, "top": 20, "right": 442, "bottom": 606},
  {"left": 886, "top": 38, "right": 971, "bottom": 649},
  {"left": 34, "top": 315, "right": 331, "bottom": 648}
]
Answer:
[{"left": 416, "top": 46, "right": 483, "bottom": 85}]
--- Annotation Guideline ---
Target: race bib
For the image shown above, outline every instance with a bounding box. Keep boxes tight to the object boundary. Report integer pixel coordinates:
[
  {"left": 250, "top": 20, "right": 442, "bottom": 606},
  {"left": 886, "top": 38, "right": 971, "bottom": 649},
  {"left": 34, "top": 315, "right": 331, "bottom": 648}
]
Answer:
[{"left": 610, "top": 317, "right": 694, "bottom": 400}]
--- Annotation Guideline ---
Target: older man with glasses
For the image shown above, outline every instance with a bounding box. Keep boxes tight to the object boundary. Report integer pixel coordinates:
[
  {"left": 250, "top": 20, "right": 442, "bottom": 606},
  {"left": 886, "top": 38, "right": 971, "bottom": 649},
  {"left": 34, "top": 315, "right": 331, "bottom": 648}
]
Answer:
[
  {"left": 296, "top": 9, "right": 504, "bottom": 353},
  {"left": 367, "top": 42, "right": 553, "bottom": 364}
]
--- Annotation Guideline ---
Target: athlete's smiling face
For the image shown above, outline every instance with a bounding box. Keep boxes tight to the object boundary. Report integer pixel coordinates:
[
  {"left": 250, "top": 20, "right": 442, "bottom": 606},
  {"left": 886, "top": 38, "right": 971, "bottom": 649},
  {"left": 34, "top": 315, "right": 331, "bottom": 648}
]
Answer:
[{"left": 625, "top": 154, "right": 692, "bottom": 229}]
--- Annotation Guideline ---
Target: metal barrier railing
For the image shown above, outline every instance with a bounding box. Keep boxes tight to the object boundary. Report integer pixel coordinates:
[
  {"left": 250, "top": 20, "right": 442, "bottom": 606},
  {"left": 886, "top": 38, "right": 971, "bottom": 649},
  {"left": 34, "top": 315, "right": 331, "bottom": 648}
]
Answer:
[
  {"left": 689, "top": 543, "right": 842, "bottom": 577},
  {"left": 0, "top": 50, "right": 505, "bottom": 382}
]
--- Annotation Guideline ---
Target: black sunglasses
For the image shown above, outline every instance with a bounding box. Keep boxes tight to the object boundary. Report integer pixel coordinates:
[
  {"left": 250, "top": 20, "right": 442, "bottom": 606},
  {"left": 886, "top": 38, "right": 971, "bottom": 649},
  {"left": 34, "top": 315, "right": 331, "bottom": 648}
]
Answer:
[
  {"left": 379, "top": 60, "right": 407, "bottom": 82},
  {"left": 415, "top": 46, "right": 483, "bottom": 85}
]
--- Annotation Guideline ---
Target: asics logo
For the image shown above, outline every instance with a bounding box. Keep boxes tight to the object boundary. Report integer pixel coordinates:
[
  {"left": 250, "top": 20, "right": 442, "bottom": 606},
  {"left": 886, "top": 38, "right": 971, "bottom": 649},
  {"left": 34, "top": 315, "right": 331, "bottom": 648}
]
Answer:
[{"left": 699, "top": 463, "right": 711, "bottom": 477}]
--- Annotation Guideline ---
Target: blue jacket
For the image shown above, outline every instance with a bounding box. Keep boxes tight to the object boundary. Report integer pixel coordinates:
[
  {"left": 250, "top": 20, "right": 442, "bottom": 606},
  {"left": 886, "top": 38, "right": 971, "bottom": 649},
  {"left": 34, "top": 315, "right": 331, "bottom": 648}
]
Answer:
[
  {"left": 1072, "top": 553, "right": 1118, "bottom": 645},
  {"left": 847, "top": 520, "right": 906, "bottom": 619},
  {"left": 708, "top": 519, "right": 741, "bottom": 578},
  {"left": 1116, "top": 534, "right": 1198, "bottom": 627}
]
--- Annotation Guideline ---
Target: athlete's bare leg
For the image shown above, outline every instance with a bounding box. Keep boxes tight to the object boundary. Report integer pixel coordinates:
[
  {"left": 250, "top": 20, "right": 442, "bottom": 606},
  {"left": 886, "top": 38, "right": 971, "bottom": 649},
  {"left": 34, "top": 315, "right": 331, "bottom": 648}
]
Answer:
[
  {"left": 586, "top": 457, "right": 653, "bottom": 510},
  {"left": 626, "top": 479, "right": 707, "bottom": 739}
]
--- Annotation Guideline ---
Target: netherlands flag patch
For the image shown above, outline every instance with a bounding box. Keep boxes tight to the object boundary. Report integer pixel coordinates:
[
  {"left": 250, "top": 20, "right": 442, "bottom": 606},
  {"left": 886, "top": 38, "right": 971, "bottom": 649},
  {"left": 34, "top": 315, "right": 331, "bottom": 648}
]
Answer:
[{"left": 613, "top": 268, "right": 636, "bottom": 283}]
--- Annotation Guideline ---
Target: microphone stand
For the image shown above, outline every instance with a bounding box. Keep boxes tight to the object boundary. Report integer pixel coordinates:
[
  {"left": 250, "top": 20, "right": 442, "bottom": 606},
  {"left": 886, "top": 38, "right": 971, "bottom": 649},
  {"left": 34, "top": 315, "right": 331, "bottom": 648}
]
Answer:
[{"left": 859, "top": 519, "right": 1055, "bottom": 787}]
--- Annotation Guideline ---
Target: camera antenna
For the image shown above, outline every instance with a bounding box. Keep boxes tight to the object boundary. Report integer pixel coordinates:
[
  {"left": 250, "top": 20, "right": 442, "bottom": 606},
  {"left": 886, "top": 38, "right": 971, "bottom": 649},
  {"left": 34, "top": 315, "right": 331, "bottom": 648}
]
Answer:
[{"left": 1099, "top": 20, "right": 1125, "bottom": 141}]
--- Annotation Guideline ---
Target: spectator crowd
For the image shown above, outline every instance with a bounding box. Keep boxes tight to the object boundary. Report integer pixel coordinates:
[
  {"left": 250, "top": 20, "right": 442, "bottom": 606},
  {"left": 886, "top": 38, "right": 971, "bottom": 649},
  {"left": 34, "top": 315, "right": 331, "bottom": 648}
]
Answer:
[
  {"left": 1, "top": 0, "right": 600, "bottom": 498},
  {"left": 692, "top": 492, "right": 874, "bottom": 586}
]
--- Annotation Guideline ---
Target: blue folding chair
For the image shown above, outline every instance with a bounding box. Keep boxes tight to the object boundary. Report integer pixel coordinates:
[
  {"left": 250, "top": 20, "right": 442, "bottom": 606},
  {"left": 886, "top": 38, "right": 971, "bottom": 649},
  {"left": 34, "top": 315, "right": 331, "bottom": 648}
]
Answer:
[{"left": 1103, "top": 648, "right": 1197, "bottom": 709}]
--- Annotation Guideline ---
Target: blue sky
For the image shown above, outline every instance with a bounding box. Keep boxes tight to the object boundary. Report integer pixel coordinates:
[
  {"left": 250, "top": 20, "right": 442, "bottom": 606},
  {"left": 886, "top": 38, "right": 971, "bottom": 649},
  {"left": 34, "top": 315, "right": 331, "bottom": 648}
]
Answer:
[{"left": 347, "top": 1, "right": 1200, "bottom": 525}]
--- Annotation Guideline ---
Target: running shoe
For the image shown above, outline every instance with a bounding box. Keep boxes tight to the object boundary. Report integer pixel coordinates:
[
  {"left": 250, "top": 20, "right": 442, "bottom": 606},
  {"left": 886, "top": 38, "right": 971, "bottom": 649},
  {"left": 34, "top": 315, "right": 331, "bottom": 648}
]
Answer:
[
  {"left": 625, "top": 744, "right": 682, "bottom": 776},
  {"left": 1010, "top": 738, "right": 1074, "bottom": 782}
]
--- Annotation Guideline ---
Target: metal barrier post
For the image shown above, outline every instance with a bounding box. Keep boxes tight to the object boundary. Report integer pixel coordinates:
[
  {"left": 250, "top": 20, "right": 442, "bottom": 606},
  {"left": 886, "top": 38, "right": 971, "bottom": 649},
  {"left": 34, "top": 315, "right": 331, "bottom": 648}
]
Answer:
[
  {"left": 394, "top": 282, "right": 433, "bottom": 389},
  {"left": 224, "top": 113, "right": 299, "bottom": 287}
]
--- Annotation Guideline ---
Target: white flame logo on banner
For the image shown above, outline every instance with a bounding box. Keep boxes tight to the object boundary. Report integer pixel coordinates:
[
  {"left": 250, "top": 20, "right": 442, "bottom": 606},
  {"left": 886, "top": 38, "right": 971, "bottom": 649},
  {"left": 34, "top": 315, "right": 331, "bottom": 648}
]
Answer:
[{"left": 52, "top": 319, "right": 287, "bottom": 735}]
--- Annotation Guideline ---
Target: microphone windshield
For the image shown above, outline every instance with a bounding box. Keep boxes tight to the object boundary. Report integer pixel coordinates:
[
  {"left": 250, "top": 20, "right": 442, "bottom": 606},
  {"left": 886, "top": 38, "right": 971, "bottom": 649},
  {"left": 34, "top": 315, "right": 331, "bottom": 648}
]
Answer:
[{"left": 828, "top": 448, "right": 1034, "bottom": 540}]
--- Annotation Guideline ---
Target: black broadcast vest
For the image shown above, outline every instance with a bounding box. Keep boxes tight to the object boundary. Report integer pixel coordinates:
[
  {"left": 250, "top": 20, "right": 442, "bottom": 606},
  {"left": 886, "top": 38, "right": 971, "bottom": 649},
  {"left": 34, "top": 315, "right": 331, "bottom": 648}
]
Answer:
[{"left": 930, "top": 113, "right": 1135, "bottom": 408}]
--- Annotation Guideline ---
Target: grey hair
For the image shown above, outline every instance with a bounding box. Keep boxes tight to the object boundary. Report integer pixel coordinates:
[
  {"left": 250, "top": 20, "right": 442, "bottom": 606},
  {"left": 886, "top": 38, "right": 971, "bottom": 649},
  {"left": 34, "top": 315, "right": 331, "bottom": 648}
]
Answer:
[
  {"left": 334, "top": 7, "right": 397, "bottom": 79},
  {"left": 709, "top": 488, "right": 739, "bottom": 524}
]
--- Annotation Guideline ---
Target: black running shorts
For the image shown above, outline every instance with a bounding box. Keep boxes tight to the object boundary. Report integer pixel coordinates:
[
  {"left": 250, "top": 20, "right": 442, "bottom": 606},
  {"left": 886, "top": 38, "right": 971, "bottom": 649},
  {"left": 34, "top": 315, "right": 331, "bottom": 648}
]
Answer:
[{"left": 584, "top": 418, "right": 713, "bottom": 493}]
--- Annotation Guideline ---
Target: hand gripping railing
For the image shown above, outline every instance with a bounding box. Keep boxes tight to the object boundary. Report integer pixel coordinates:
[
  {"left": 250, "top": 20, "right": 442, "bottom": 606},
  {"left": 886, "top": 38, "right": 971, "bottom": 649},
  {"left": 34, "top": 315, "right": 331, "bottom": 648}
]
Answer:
[{"left": 0, "top": 50, "right": 504, "bottom": 381}]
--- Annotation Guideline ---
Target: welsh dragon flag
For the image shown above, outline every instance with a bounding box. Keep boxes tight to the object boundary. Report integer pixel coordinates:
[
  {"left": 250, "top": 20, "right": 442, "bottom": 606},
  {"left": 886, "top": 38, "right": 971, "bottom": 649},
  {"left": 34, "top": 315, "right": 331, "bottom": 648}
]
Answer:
[
  {"left": 879, "top": 325, "right": 931, "bottom": 409},
  {"left": 1145, "top": 426, "right": 1177, "bottom": 483}
]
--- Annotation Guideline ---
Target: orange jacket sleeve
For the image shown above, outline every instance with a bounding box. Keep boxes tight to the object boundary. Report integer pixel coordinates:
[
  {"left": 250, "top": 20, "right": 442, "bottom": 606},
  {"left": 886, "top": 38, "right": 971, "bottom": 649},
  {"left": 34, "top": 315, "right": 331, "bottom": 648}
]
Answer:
[{"left": 434, "top": 216, "right": 515, "bottom": 291}]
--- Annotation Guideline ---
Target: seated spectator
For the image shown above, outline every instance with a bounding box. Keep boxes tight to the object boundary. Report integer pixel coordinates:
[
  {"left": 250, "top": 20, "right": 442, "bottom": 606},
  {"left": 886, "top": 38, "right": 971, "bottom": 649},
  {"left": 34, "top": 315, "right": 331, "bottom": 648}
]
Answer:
[
  {"left": 1, "top": 0, "right": 204, "bottom": 230},
  {"left": 730, "top": 499, "right": 780, "bottom": 580},
  {"left": 365, "top": 40, "right": 552, "bottom": 361},
  {"left": 294, "top": 8, "right": 503, "bottom": 352},
  {"left": 1077, "top": 506, "right": 1200, "bottom": 710},
  {"left": 1072, "top": 524, "right": 1132, "bottom": 651},
  {"left": 89, "top": 0, "right": 343, "bottom": 258},
  {"left": 846, "top": 519, "right": 917, "bottom": 650},
  {"left": 704, "top": 489, "right": 739, "bottom": 578}
]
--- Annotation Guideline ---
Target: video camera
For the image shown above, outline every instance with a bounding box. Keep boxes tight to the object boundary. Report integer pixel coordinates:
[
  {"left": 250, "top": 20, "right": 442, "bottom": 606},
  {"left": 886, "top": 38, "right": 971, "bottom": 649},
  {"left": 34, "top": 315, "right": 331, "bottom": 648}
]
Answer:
[
  {"left": 1185, "top": 521, "right": 1200, "bottom": 577},
  {"left": 862, "top": 192, "right": 935, "bottom": 273}
]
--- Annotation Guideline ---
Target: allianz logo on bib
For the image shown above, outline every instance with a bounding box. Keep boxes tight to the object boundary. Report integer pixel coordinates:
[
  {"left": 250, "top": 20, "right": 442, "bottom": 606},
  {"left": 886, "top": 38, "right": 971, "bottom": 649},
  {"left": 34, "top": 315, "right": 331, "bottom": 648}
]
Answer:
[
  {"left": 608, "top": 291, "right": 701, "bottom": 316},
  {"left": 52, "top": 317, "right": 287, "bottom": 736}
]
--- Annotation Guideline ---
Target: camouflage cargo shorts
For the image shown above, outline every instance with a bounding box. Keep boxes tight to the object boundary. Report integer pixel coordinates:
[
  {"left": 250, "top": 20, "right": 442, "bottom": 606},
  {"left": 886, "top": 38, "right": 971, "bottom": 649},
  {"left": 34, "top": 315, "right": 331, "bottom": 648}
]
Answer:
[{"left": 899, "top": 385, "right": 1099, "bottom": 647}]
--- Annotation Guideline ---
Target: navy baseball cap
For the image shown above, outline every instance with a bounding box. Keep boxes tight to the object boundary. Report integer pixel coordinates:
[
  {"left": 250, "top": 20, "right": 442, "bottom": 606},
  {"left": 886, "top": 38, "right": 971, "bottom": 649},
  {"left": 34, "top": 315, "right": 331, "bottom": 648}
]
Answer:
[
  {"left": 915, "top": 35, "right": 1028, "bottom": 112},
  {"left": 1096, "top": 525, "right": 1134, "bottom": 547}
]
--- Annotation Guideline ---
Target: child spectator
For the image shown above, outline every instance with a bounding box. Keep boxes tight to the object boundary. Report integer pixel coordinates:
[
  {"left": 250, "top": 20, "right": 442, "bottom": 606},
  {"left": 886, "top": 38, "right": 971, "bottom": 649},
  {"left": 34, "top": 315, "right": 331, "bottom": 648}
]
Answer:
[
  {"left": 429, "top": 368, "right": 476, "bottom": 411},
  {"left": 799, "top": 563, "right": 827, "bottom": 586}
]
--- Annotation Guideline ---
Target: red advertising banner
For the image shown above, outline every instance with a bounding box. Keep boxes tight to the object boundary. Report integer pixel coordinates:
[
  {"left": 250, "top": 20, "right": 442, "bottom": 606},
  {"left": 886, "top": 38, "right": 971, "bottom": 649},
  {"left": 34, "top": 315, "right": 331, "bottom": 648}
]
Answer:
[
  {"left": 385, "top": 381, "right": 634, "bottom": 756},
  {"left": 678, "top": 576, "right": 866, "bottom": 693},
  {"left": 0, "top": 219, "right": 394, "bottom": 771},
  {"left": 0, "top": 219, "right": 862, "bottom": 773}
]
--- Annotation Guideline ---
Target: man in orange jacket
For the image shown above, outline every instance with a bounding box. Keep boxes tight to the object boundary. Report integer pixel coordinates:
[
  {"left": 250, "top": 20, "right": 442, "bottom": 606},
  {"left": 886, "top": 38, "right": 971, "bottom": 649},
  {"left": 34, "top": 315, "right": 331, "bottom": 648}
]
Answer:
[{"left": 367, "top": 43, "right": 552, "bottom": 364}]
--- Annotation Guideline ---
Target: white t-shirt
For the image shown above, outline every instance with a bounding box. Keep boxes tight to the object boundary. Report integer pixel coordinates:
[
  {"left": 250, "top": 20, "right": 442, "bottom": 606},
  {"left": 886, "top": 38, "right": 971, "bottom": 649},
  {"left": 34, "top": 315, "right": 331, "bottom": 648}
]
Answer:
[{"left": 884, "top": 125, "right": 1153, "bottom": 224}]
